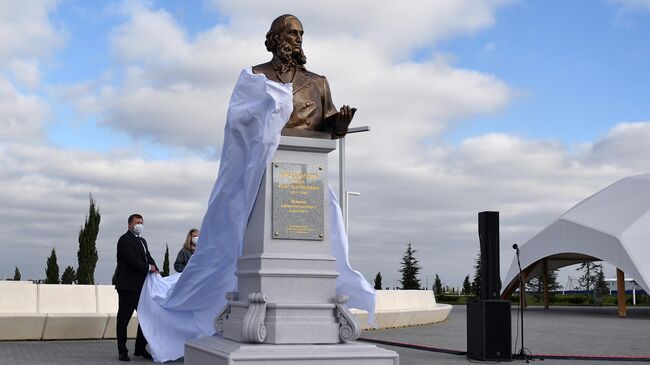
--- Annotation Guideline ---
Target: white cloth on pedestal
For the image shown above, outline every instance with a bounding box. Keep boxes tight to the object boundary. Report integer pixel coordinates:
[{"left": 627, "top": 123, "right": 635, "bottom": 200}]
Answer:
[
  {"left": 328, "top": 185, "right": 377, "bottom": 318},
  {"left": 137, "top": 68, "right": 375, "bottom": 363}
]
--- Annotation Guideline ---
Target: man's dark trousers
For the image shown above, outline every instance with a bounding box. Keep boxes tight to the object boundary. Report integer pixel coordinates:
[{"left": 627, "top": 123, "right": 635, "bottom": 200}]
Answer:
[{"left": 116, "top": 289, "right": 147, "bottom": 355}]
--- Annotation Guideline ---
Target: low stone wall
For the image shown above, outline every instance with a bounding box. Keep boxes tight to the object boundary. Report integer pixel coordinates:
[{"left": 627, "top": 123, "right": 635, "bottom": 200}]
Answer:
[
  {"left": 0, "top": 281, "right": 137, "bottom": 341},
  {"left": 0, "top": 282, "right": 451, "bottom": 340},
  {"left": 353, "top": 290, "right": 452, "bottom": 330}
]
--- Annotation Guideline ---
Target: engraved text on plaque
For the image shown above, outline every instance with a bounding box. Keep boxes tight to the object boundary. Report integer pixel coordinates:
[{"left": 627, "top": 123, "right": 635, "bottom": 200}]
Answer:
[{"left": 272, "top": 162, "right": 324, "bottom": 240}]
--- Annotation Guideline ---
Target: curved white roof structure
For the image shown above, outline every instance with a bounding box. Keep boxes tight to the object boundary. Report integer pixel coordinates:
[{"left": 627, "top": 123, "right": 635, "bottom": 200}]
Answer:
[{"left": 503, "top": 173, "right": 650, "bottom": 296}]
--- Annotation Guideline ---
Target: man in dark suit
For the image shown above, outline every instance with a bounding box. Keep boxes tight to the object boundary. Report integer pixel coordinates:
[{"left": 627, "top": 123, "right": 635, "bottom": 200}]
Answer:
[{"left": 115, "top": 213, "right": 157, "bottom": 361}]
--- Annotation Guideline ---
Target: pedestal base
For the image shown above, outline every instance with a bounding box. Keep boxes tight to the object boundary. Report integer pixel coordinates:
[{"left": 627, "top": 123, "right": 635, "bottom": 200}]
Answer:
[{"left": 185, "top": 336, "right": 399, "bottom": 365}]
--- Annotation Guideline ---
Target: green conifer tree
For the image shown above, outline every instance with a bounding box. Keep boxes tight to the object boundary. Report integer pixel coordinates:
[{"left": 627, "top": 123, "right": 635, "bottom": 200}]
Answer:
[
  {"left": 373, "top": 272, "right": 383, "bottom": 290},
  {"left": 77, "top": 195, "right": 100, "bottom": 284},
  {"left": 595, "top": 267, "right": 608, "bottom": 290},
  {"left": 526, "top": 269, "right": 562, "bottom": 300},
  {"left": 577, "top": 261, "right": 603, "bottom": 294},
  {"left": 547, "top": 269, "right": 562, "bottom": 292},
  {"left": 462, "top": 275, "right": 471, "bottom": 295},
  {"left": 433, "top": 273, "right": 443, "bottom": 296},
  {"left": 61, "top": 266, "right": 77, "bottom": 284},
  {"left": 13, "top": 266, "right": 21, "bottom": 281},
  {"left": 162, "top": 244, "right": 170, "bottom": 277},
  {"left": 45, "top": 248, "right": 60, "bottom": 284},
  {"left": 398, "top": 241, "right": 421, "bottom": 289},
  {"left": 471, "top": 252, "right": 481, "bottom": 296}
]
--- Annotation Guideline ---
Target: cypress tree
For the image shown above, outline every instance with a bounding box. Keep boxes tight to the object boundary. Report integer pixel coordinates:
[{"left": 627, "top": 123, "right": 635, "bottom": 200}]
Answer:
[
  {"left": 61, "top": 266, "right": 77, "bottom": 284},
  {"left": 77, "top": 195, "right": 100, "bottom": 284},
  {"left": 471, "top": 252, "right": 481, "bottom": 296},
  {"left": 462, "top": 275, "right": 471, "bottom": 295},
  {"left": 45, "top": 248, "right": 60, "bottom": 284},
  {"left": 433, "top": 273, "right": 443, "bottom": 295},
  {"left": 13, "top": 266, "right": 21, "bottom": 281},
  {"left": 373, "top": 272, "right": 383, "bottom": 290},
  {"left": 398, "top": 241, "right": 421, "bottom": 289},
  {"left": 162, "top": 244, "right": 170, "bottom": 277}
]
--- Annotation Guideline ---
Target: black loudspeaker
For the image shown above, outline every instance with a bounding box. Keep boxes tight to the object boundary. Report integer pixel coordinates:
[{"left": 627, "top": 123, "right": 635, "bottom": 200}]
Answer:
[
  {"left": 478, "top": 211, "right": 500, "bottom": 300},
  {"left": 467, "top": 299, "right": 512, "bottom": 361}
]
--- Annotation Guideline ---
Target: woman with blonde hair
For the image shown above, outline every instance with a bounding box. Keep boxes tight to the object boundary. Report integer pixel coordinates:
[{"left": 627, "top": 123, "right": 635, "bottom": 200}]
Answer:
[{"left": 174, "top": 229, "right": 198, "bottom": 273}]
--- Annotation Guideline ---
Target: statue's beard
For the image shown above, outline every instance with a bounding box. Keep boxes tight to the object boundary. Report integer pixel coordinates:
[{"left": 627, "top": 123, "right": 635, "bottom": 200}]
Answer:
[{"left": 276, "top": 41, "right": 306, "bottom": 72}]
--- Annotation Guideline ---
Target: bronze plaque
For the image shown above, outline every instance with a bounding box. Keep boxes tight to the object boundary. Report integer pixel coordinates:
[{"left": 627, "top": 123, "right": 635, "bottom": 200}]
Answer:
[{"left": 272, "top": 162, "right": 324, "bottom": 240}]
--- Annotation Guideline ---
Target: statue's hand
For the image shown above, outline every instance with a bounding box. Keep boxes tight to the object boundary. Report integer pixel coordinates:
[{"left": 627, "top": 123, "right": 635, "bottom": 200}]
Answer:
[{"left": 333, "top": 105, "right": 356, "bottom": 137}]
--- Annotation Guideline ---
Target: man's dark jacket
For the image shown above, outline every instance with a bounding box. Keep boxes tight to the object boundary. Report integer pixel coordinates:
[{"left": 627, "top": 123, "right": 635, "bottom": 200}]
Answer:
[{"left": 115, "top": 231, "right": 156, "bottom": 293}]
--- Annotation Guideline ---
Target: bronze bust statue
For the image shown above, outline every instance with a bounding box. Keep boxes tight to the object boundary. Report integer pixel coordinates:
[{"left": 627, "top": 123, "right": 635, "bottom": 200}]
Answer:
[{"left": 253, "top": 14, "right": 355, "bottom": 139}]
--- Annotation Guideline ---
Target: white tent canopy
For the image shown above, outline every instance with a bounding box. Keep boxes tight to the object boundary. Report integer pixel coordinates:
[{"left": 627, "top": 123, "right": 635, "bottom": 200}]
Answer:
[{"left": 503, "top": 173, "right": 650, "bottom": 296}]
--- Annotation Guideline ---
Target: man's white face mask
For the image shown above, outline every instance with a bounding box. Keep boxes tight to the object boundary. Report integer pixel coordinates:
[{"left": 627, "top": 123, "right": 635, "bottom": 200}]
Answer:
[
  {"left": 191, "top": 236, "right": 198, "bottom": 245},
  {"left": 133, "top": 224, "right": 143, "bottom": 236}
]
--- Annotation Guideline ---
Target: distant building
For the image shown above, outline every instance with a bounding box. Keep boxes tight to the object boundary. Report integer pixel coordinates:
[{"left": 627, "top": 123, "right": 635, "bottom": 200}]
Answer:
[
  {"left": 604, "top": 277, "right": 642, "bottom": 294},
  {"left": 604, "top": 277, "right": 647, "bottom": 306}
]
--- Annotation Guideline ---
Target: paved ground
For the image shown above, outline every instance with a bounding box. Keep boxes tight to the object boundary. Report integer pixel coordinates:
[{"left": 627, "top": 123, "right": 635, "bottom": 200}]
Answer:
[
  {"left": 1, "top": 305, "right": 649, "bottom": 364},
  {"left": 362, "top": 305, "right": 650, "bottom": 364}
]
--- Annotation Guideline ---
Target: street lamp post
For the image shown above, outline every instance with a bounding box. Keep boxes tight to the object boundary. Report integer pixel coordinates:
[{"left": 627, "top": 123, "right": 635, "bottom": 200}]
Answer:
[
  {"left": 339, "top": 126, "right": 370, "bottom": 232},
  {"left": 345, "top": 191, "right": 360, "bottom": 232}
]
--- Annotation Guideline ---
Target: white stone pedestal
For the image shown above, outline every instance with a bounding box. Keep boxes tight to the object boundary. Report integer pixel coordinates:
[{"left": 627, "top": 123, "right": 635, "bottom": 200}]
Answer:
[
  {"left": 186, "top": 135, "right": 398, "bottom": 364},
  {"left": 185, "top": 336, "right": 399, "bottom": 365},
  {"left": 219, "top": 136, "right": 342, "bottom": 345}
]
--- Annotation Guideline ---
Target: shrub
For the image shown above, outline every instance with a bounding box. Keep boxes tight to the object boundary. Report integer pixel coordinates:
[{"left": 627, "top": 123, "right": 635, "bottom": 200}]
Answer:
[
  {"left": 614, "top": 295, "right": 634, "bottom": 306},
  {"left": 436, "top": 295, "right": 460, "bottom": 303},
  {"left": 566, "top": 295, "right": 587, "bottom": 304}
]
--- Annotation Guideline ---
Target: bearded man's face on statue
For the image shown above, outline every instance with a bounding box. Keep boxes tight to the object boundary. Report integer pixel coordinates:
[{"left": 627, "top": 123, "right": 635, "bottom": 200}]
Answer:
[{"left": 275, "top": 18, "right": 307, "bottom": 68}]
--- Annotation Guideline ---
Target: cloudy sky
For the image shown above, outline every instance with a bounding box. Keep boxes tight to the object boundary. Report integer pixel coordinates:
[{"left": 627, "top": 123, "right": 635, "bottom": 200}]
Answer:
[{"left": 1, "top": 0, "right": 649, "bottom": 291}]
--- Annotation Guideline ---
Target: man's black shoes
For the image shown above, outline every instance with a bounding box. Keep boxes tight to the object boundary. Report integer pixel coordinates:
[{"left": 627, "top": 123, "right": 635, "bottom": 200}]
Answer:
[
  {"left": 119, "top": 349, "right": 152, "bottom": 361},
  {"left": 134, "top": 349, "right": 153, "bottom": 360}
]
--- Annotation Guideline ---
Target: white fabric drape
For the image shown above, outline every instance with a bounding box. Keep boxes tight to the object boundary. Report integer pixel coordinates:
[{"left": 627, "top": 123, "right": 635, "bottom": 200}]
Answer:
[{"left": 137, "top": 68, "right": 375, "bottom": 363}]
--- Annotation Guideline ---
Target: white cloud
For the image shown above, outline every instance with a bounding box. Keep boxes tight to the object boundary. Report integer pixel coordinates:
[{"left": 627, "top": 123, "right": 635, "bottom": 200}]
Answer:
[
  {"left": 8, "top": 59, "right": 41, "bottom": 89},
  {"left": 110, "top": 5, "right": 189, "bottom": 65},
  {"left": 0, "top": 76, "right": 50, "bottom": 142},
  {"left": 609, "top": 0, "right": 650, "bottom": 12},
  {"left": 100, "top": 82, "right": 231, "bottom": 150},
  {"left": 0, "top": 0, "right": 65, "bottom": 88},
  {"left": 0, "top": 0, "right": 64, "bottom": 60},
  {"left": 581, "top": 122, "right": 650, "bottom": 169},
  {"left": 83, "top": 2, "right": 513, "bottom": 153},
  {"left": 211, "top": 0, "right": 511, "bottom": 60}
]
